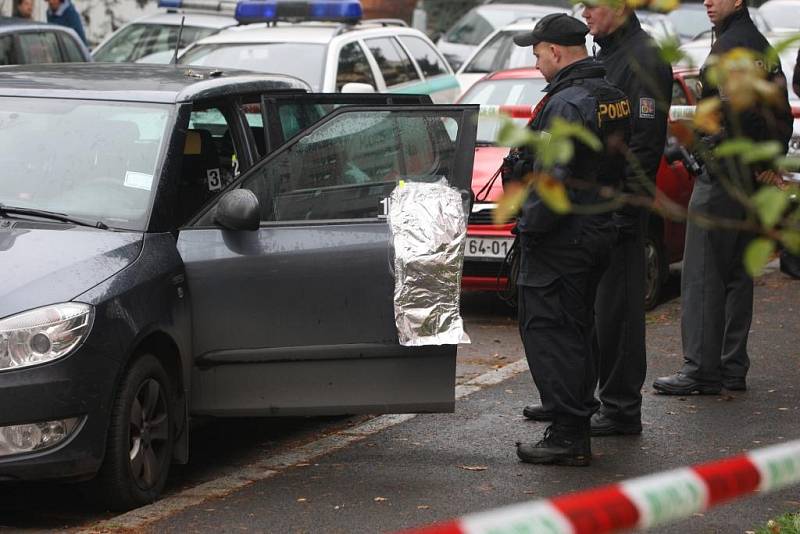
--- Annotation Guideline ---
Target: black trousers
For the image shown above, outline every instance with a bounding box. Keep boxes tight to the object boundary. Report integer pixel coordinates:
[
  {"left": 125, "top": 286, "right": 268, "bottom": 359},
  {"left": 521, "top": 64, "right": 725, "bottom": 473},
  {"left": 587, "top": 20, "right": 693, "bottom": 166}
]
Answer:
[
  {"left": 594, "top": 210, "right": 647, "bottom": 422},
  {"left": 518, "top": 236, "right": 613, "bottom": 422},
  {"left": 680, "top": 171, "right": 752, "bottom": 382}
]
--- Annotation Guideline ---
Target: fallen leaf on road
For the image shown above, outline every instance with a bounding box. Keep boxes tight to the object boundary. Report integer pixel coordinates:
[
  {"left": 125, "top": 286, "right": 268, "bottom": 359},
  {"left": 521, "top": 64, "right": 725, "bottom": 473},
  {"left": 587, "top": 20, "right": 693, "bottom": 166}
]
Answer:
[
  {"left": 458, "top": 465, "right": 489, "bottom": 471},
  {"left": 769, "top": 389, "right": 776, "bottom": 393},
  {"left": 417, "top": 505, "right": 431, "bottom": 510},
  {"left": 374, "top": 497, "right": 389, "bottom": 502},
  {"left": 523, "top": 490, "right": 537, "bottom": 495},
  {"left": 779, "top": 407, "right": 789, "bottom": 411},
  {"left": 296, "top": 498, "right": 307, "bottom": 503}
]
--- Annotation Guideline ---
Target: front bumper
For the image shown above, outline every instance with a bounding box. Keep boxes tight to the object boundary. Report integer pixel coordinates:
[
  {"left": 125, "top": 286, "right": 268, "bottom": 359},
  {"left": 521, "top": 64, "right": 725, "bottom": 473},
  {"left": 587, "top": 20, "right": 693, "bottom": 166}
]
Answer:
[{"left": 0, "top": 345, "right": 119, "bottom": 482}]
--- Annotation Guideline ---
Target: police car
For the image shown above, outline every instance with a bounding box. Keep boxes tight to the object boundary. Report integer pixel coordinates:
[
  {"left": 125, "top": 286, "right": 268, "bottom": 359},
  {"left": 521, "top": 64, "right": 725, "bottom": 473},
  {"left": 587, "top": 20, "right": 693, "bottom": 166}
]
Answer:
[
  {"left": 91, "top": 0, "right": 237, "bottom": 63},
  {"left": 177, "top": 0, "right": 460, "bottom": 102},
  {"left": 0, "top": 62, "right": 477, "bottom": 509}
]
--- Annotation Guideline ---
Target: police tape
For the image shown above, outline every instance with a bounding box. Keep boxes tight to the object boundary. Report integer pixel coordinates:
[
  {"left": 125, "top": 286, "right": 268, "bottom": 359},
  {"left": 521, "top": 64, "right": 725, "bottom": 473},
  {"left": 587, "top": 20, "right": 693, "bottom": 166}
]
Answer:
[
  {"left": 404, "top": 439, "right": 800, "bottom": 534},
  {"left": 478, "top": 105, "right": 536, "bottom": 119}
]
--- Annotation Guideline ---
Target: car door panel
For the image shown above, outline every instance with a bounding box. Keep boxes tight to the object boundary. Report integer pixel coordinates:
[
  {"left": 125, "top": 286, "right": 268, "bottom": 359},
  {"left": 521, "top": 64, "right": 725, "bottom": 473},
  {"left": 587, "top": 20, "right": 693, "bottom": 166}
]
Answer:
[{"left": 179, "top": 103, "right": 478, "bottom": 417}]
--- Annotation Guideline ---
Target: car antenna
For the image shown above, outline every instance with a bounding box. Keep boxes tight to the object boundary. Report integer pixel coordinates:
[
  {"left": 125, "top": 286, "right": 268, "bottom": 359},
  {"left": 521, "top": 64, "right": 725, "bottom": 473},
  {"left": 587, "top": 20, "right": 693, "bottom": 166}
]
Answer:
[{"left": 171, "top": 16, "right": 186, "bottom": 65}]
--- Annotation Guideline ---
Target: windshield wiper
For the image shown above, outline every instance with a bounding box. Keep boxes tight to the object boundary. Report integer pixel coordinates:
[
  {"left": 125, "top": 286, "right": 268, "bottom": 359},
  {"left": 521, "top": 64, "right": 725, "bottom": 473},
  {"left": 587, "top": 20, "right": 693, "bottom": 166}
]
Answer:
[{"left": 0, "top": 203, "right": 109, "bottom": 230}]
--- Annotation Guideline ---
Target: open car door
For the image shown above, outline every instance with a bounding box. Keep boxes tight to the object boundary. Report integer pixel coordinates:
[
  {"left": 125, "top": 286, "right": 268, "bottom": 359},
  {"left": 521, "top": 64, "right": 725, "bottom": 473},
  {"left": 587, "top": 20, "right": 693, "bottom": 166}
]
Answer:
[{"left": 179, "top": 102, "right": 478, "bottom": 417}]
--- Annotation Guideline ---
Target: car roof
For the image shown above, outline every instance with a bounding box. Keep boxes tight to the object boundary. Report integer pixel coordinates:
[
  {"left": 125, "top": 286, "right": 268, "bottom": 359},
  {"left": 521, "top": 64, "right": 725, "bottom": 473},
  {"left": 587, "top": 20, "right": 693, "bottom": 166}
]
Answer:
[
  {"left": 193, "top": 20, "right": 426, "bottom": 46},
  {"left": 0, "top": 63, "right": 309, "bottom": 103},
  {"left": 0, "top": 16, "right": 75, "bottom": 33},
  {"left": 485, "top": 67, "right": 544, "bottom": 80},
  {"left": 130, "top": 11, "right": 237, "bottom": 28}
]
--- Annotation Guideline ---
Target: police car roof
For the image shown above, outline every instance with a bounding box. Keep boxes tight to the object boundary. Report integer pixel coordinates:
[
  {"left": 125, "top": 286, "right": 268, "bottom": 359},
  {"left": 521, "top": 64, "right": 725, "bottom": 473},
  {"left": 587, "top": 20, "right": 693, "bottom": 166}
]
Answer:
[
  {"left": 0, "top": 63, "right": 309, "bottom": 103},
  {"left": 196, "top": 20, "right": 421, "bottom": 46}
]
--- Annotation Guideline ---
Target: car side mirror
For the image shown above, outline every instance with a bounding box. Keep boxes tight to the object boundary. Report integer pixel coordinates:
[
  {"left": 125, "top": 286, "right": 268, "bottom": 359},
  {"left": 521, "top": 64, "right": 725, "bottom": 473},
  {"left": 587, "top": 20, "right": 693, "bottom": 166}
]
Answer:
[
  {"left": 341, "top": 82, "right": 376, "bottom": 94},
  {"left": 214, "top": 189, "right": 260, "bottom": 231}
]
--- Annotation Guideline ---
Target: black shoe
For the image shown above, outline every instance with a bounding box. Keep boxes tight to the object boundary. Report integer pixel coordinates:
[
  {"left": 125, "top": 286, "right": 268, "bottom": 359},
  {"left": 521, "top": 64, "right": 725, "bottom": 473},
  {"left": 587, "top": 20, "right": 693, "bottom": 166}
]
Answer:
[
  {"left": 522, "top": 404, "right": 554, "bottom": 421},
  {"left": 590, "top": 412, "right": 642, "bottom": 437},
  {"left": 516, "top": 423, "right": 591, "bottom": 466},
  {"left": 722, "top": 377, "right": 747, "bottom": 391},
  {"left": 652, "top": 373, "right": 721, "bottom": 395}
]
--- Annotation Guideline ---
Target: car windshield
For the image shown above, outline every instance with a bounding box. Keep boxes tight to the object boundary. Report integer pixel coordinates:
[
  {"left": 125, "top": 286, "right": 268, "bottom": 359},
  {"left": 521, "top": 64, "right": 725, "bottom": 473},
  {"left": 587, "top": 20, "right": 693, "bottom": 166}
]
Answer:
[
  {"left": 0, "top": 97, "right": 172, "bottom": 231},
  {"left": 179, "top": 43, "right": 326, "bottom": 90},
  {"left": 759, "top": 2, "right": 800, "bottom": 29},
  {"left": 446, "top": 8, "right": 544, "bottom": 46},
  {"left": 460, "top": 77, "right": 547, "bottom": 144},
  {"left": 93, "top": 24, "right": 220, "bottom": 63}
]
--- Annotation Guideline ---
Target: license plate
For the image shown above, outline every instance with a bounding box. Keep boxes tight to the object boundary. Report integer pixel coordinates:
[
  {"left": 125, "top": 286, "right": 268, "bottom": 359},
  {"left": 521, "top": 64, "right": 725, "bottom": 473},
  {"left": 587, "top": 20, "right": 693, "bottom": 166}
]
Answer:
[{"left": 465, "top": 237, "right": 513, "bottom": 260}]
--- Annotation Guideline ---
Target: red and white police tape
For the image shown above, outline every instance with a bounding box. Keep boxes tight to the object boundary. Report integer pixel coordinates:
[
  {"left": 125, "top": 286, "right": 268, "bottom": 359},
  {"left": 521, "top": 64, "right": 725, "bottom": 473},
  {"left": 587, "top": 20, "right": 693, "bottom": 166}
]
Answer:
[{"left": 404, "top": 439, "right": 800, "bottom": 534}]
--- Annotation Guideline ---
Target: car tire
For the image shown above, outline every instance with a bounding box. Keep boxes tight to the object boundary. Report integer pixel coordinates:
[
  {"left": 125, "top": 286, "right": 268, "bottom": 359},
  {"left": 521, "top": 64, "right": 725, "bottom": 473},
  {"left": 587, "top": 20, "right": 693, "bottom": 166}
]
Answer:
[
  {"left": 94, "top": 354, "right": 175, "bottom": 511},
  {"left": 644, "top": 227, "right": 667, "bottom": 311}
]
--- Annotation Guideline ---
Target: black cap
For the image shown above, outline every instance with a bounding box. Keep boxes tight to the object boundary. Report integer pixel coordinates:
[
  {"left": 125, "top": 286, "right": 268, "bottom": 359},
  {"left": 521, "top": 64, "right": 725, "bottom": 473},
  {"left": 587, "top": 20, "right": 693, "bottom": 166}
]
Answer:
[{"left": 513, "top": 13, "right": 589, "bottom": 47}]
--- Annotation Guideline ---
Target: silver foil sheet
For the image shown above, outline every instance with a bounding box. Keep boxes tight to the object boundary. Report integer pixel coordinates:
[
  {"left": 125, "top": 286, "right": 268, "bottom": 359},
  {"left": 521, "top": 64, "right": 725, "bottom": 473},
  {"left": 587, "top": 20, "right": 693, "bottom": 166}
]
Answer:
[{"left": 389, "top": 178, "right": 470, "bottom": 346}]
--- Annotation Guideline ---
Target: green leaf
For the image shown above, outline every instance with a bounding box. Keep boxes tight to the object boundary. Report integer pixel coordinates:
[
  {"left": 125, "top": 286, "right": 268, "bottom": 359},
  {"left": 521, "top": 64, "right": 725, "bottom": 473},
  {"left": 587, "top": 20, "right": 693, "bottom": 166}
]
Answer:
[
  {"left": 534, "top": 175, "right": 572, "bottom": 214},
  {"left": 781, "top": 230, "right": 800, "bottom": 255},
  {"left": 741, "top": 141, "right": 784, "bottom": 165},
  {"left": 549, "top": 117, "right": 602, "bottom": 152},
  {"left": 713, "top": 138, "right": 754, "bottom": 158},
  {"left": 752, "top": 186, "right": 791, "bottom": 227},
  {"left": 496, "top": 117, "right": 536, "bottom": 148},
  {"left": 494, "top": 183, "right": 529, "bottom": 224},
  {"left": 539, "top": 138, "right": 574, "bottom": 168},
  {"left": 765, "top": 33, "right": 800, "bottom": 70},
  {"left": 744, "top": 238, "right": 776, "bottom": 277},
  {"left": 659, "top": 38, "right": 687, "bottom": 65},
  {"left": 775, "top": 156, "right": 800, "bottom": 171}
]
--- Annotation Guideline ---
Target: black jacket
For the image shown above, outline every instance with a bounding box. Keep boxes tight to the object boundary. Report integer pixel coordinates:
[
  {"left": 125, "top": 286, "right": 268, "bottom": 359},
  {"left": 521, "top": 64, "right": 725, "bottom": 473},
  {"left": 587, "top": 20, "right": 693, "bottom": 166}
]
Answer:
[
  {"left": 701, "top": 8, "right": 793, "bottom": 184},
  {"left": 595, "top": 13, "right": 673, "bottom": 193},
  {"left": 516, "top": 58, "right": 631, "bottom": 267},
  {"left": 794, "top": 47, "right": 800, "bottom": 98}
]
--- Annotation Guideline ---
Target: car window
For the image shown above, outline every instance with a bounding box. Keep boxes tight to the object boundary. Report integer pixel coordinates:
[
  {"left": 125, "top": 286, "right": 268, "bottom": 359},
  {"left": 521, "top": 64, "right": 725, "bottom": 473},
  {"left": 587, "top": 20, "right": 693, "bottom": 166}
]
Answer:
[
  {"left": 241, "top": 110, "right": 460, "bottom": 222},
  {"left": 444, "top": 9, "right": 495, "bottom": 46},
  {"left": 461, "top": 78, "right": 547, "bottom": 144},
  {"left": 0, "top": 35, "right": 14, "bottom": 65},
  {"left": 241, "top": 99, "right": 267, "bottom": 157},
  {"left": 18, "top": 32, "right": 61, "bottom": 64},
  {"left": 93, "top": 24, "right": 218, "bottom": 63},
  {"left": 336, "top": 41, "right": 377, "bottom": 91},
  {"left": 179, "top": 106, "right": 241, "bottom": 224},
  {"left": 463, "top": 32, "right": 512, "bottom": 73},
  {"left": 365, "top": 37, "right": 420, "bottom": 87},
  {"left": 180, "top": 43, "right": 326, "bottom": 90},
  {"left": 58, "top": 33, "right": 85, "bottom": 62},
  {"left": 0, "top": 97, "right": 171, "bottom": 230},
  {"left": 399, "top": 36, "right": 448, "bottom": 77}
]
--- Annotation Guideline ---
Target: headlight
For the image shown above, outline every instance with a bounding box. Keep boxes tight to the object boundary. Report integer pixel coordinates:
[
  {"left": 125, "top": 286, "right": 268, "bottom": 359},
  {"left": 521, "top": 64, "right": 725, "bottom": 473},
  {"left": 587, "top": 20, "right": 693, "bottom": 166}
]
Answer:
[{"left": 0, "top": 303, "right": 94, "bottom": 371}]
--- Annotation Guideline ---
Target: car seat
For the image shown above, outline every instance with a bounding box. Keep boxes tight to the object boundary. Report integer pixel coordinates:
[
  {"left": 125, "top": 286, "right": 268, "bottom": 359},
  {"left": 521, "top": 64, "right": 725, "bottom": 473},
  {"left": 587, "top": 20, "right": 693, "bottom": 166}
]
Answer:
[{"left": 179, "top": 129, "right": 222, "bottom": 225}]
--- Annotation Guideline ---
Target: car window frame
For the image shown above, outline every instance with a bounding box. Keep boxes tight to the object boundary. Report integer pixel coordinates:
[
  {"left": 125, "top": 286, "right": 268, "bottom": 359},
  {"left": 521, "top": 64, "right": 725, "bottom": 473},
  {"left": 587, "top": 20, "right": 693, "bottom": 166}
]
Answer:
[
  {"left": 363, "top": 35, "right": 422, "bottom": 90},
  {"left": 188, "top": 103, "right": 474, "bottom": 229},
  {"left": 396, "top": 34, "right": 452, "bottom": 79}
]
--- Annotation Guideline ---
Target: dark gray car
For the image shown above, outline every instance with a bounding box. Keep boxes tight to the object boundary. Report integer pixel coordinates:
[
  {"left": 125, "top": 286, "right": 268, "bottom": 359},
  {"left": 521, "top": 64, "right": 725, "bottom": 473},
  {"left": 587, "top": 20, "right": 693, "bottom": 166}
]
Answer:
[
  {"left": 0, "top": 17, "right": 90, "bottom": 65},
  {"left": 0, "top": 64, "right": 477, "bottom": 510}
]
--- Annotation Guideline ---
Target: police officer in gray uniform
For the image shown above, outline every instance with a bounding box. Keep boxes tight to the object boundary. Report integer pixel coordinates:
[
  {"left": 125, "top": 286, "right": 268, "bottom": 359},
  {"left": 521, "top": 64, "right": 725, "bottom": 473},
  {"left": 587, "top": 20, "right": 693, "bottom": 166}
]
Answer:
[
  {"left": 506, "top": 14, "right": 632, "bottom": 466},
  {"left": 653, "top": 0, "right": 793, "bottom": 394}
]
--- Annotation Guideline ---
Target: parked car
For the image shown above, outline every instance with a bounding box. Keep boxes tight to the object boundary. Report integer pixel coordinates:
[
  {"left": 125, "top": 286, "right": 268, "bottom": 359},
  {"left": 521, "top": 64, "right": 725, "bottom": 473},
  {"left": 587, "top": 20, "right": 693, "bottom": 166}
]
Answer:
[
  {"left": 666, "top": 4, "right": 771, "bottom": 42},
  {"left": 0, "top": 61, "right": 477, "bottom": 510},
  {"left": 0, "top": 17, "right": 90, "bottom": 65},
  {"left": 459, "top": 66, "right": 701, "bottom": 309},
  {"left": 91, "top": 0, "right": 237, "bottom": 64},
  {"left": 758, "top": 0, "right": 800, "bottom": 32},
  {"left": 435, "top": 3, "right": 569, "bottom": 70},
  {"left": 178, "top": 1, "right": 459, "bottom": 102}
]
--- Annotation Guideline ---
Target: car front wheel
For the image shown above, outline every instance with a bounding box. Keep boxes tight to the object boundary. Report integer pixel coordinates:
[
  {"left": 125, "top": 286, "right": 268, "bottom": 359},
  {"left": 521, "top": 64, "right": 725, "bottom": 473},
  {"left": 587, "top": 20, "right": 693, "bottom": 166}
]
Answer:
[{"left": 95, "top": 354, "right": 175, "bottom": 511}]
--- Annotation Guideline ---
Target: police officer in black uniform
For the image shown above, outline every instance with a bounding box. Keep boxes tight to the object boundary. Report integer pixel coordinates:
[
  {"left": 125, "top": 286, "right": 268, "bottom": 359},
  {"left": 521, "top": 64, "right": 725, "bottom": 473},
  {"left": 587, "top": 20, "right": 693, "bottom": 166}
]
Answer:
[
  {"left": 522, "top": 1, "right": 672, "bottom": 438},
  {"left": 653, "top": 0, "right": 793, "bottom": 394},
  {"left": 507, "top": 14, "right": 632, "bottom": 466}
]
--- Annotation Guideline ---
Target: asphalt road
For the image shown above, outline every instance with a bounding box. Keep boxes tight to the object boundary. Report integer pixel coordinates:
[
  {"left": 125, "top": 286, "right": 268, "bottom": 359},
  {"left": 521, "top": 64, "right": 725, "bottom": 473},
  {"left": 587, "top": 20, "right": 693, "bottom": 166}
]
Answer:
[{"left": 2, "top": 267, "right": 798, "bottom": 533}]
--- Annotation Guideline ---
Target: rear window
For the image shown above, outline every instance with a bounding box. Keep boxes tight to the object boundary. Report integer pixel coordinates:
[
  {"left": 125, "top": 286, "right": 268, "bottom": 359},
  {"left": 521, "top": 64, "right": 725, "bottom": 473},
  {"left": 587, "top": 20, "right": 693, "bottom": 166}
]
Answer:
[
  {"left": 18, "top": 31, "right": 61, "bottom": 64},
  {"left": 399, "top": 36, "right": 448, "bottom": 77}
]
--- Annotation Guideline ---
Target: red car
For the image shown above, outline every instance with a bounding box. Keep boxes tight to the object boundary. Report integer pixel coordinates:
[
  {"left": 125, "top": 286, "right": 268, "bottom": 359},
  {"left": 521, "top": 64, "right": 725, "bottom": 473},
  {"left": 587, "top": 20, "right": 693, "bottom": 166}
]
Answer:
[{"left": 458, "top": 66, "right": 701, "bottom": 309}]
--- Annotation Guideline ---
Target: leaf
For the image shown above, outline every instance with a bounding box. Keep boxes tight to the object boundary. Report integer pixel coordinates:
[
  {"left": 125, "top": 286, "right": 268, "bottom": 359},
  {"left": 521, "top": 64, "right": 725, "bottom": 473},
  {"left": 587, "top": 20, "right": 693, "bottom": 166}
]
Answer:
[
  {"left": 742, "top": 141, "right": 784, "bottom": 165},
  {"left": 458, "top": 465, "right": 489, "bottom": 471},
  {"left": 493, "top": 182, "right": 529, "bottom": 224},
  {"left": 534, "top": 174, "right": 572, "bottom": 214},
  {"left": 649, "top": 0, "right": 679, "bottom": 13},
  {"left": 540, "top": 138, "right": 574, "bottom": 168},
  {"left": 743, "top": 238, "right": 776, "bottom": 277},
  {"left": 497, "top": 117, "right": 536, "bottom": 148},
  {"left": 765, "top": 33, "right": 800, "bottom": 69},
  {"left": 669, "top": 120, "right": 695, "bottom": 146},
  {"left": 548, "top": 117, "right": 602, "bottom": 152},
  {"left": 693, "top": 97, "right": 721, "bottom": 134},
  {"left": 713, "top": 138, "right": 754, "bottom": 158},
  {"left": 775, "top": 156, "right": 800, "bottom": 171},
  {"left": 659, "top": 38, "right": 687, "bottom": 65},
  {"left": 781, "top": 230, "right": 800, "bottom": 255},
  {"left": 373, "top": 497, "right": 388, "bottom": 502},
  {"left": 752, "top": 186, "right": 790, "bottom": 227}
]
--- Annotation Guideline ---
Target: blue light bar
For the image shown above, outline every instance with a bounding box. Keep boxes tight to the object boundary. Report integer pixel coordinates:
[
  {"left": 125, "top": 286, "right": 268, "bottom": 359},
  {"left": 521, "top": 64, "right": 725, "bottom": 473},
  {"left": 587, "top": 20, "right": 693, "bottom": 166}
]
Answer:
[
  {"left": 158, "top": 0, "right": 182, "bottom": 7},
  {"left": 158, "top": 0, "right": 239, "bottom": 13},
  {"left": 234, "top": 0, "right": 363, "bottom": 24}
]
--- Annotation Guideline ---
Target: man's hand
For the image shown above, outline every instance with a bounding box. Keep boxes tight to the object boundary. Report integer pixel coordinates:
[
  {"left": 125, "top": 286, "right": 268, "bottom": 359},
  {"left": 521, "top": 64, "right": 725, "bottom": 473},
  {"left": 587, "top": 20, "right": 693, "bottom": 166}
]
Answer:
[{"left": 756, "top": 169, "right": 789, "bottom": 190}]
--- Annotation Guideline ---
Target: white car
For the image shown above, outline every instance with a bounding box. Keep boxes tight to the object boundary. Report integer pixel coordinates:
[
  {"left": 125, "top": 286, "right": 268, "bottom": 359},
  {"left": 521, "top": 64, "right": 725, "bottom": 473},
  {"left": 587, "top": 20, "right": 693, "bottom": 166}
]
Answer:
[
  {"left": 436, "top": 2, "right": 570, "bottom": 70},
  {"left": 759, "top": 0, "right": 800, "bottom": 32},
  {"left": 178, "top": 0, "right": 459, "bottom": 103},
  {"left": 92, "top": 0, "right": 237, "bottom": 63}
]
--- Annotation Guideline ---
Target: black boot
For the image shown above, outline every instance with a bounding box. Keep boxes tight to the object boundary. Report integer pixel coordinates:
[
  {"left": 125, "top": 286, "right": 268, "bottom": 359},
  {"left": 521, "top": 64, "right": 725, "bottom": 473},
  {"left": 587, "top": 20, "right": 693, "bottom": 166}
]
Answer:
[
  {"left": 522, "top": 404, "right": 553, "bottom": 421},
  {"left": 516, "top": 421, "right": 591, "bottom": 466},
  {"left": 652, "top": 372, "right": 721, "bottom": 395}
]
